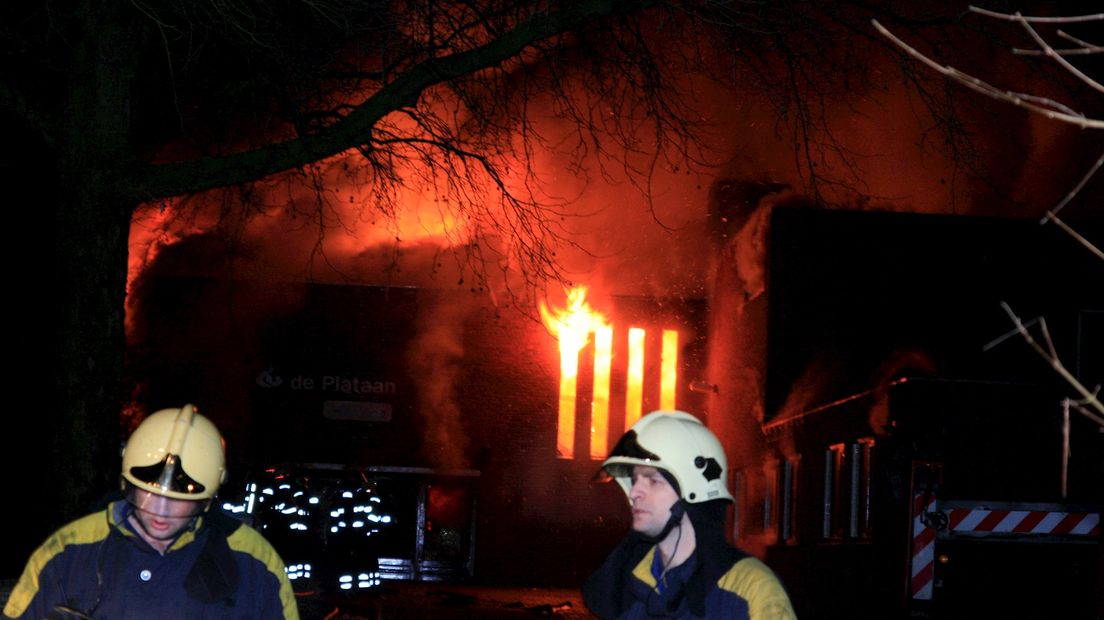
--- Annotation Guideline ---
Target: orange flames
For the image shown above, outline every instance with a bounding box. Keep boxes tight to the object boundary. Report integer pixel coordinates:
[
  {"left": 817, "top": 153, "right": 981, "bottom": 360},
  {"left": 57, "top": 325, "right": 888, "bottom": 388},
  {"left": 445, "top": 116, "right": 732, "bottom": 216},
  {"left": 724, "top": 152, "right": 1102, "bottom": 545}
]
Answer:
[
  {"left": 660, "top": 329, "right": 679, "bottom": 411},
  {"left": 626, "top": 327, "right": 645, "bottom": 430},
  {"left": 541, "top": 286, "right": 609, "bottom": 459},
  {"left": 541, "top": 286, "right": 682, "bottom": 460}
]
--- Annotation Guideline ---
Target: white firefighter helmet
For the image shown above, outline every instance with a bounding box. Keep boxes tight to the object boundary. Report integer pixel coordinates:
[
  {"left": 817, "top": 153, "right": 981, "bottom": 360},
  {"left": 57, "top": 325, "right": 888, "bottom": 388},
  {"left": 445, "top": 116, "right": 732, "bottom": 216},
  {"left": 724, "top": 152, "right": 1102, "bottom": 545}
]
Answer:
[
  {"left": 601, "top": 410, "right": 733, "bottom": 504},
  {"left": 121, "top": 404, "right": 227, "bottom": 503}
]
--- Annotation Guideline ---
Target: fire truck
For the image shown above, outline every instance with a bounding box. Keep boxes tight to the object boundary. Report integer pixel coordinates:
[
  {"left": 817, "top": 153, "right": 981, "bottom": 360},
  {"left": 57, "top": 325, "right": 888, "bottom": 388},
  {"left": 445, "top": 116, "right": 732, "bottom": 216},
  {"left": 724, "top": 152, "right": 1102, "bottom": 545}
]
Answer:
[{"left": 735, "top": 377, "right": 1101, "bottom": 619}]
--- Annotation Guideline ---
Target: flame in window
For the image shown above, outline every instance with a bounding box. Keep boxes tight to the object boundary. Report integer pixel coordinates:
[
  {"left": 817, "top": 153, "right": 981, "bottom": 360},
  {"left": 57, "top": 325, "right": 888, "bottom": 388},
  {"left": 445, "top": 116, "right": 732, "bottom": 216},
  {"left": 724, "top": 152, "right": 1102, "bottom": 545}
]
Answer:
[
  {"left": 626, "top": 328, "right": 645, "bottom": 429},
  {"left": 541, "top": 286, "right": 608, "bottom": 459},
  {"left": 541, "top": 287, "right": 682, "bottom": 460},
  {"left": 661, "top": 329, "right": 679, "bottom": 411}
]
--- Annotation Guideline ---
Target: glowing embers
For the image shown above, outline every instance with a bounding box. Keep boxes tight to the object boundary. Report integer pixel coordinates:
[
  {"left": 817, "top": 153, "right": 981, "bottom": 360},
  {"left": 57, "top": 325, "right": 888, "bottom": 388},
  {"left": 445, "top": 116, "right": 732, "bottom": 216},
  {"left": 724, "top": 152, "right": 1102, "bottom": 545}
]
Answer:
[{"left": 542, "top": 287, "right": 682, "bottom": 460}]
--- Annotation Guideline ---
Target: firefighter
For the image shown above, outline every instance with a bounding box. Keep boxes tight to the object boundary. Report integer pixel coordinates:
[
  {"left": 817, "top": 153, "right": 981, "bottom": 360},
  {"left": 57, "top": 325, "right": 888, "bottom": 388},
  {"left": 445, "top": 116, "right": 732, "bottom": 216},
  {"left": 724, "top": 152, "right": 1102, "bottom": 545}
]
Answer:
[
  {"left": 4, "top": 404, "right": 299, "bottom": 620},
  {"left": 583, "top": 410, "right": 796, "bottom": 620}
]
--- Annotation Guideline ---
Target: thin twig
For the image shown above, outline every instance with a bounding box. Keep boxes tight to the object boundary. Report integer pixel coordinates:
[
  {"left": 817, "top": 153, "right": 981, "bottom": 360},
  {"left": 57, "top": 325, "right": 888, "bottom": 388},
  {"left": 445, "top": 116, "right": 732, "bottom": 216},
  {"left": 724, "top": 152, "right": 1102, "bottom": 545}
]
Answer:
[
  {"left": 1013, "top": 12, "right": 1104, "bottom": 94},
  {"left": 1014, "top": 46, "right": 1102, "bottom": 57},
  {"left": 968, "top": 7, "right": 1104, "bottom": 24},
  {"left": 1044, "top": 151, "right": 1104, "bottom": 218},
  {"left": 1057, "top": 30, "right": 1102, "bottom": 50},
  {"left": 997, "top": 303, "right": 1104, "bottom": 424},
  {"left": 983, "top": 315, "right": 1042, "bottom": 351},
  {"left": 1010, "top": 92, "right": 1082, "bottom": 117},
  {"left": 1075, "top": 384, "right": 1101, "bottom": 403},
  {"left": 870, "top": 19, "right": 1104, "bottom": 129},
  {"left": 1038, "top": 312, "right": 1057, "bottom": 358},
  {"left": 1042, "top": 213, "right": 1104, "bottom": 261},
  {"left": 1070, "top": 401, "right": 1104, "bottom": 427}
]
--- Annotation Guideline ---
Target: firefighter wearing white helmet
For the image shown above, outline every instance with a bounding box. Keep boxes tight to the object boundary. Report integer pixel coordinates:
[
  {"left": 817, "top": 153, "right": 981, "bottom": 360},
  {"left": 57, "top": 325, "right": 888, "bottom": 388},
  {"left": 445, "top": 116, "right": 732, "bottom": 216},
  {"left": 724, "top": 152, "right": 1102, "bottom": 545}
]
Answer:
[
  {"left": 584, "top": 410, "right": 796, "bottom": 620},
  {"left": 4, "top": 404, "right": 300, "bottom": 620},
  {"left": 600, "top": 409, "right": 734, "bottom": 506}
]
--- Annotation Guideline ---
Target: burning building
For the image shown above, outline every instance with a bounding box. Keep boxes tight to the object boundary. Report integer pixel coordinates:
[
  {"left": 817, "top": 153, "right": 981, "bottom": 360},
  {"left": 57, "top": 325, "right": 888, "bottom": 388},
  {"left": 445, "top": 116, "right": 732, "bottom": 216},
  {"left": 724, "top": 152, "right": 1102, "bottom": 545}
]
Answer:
[
  {"left": 124, "top": 203, "right": 1101, "bottom": 613},
  {"left": 126, "top": 272, "right": 711, "bottom": 589},
  {"left": 110, "top": 3, "right": 1102, "bottom": 607}
]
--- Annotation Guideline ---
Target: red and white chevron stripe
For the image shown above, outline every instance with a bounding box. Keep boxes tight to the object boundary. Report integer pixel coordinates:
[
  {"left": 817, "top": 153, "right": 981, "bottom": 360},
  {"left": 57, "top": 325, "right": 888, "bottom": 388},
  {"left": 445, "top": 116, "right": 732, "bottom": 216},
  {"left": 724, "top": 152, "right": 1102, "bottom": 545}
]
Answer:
[
  {"left": 947, "top": 508, "right": 1099, "bottom": 536},
  {"left": 910, "top": 494, "right": 936, "bottom": 600}
]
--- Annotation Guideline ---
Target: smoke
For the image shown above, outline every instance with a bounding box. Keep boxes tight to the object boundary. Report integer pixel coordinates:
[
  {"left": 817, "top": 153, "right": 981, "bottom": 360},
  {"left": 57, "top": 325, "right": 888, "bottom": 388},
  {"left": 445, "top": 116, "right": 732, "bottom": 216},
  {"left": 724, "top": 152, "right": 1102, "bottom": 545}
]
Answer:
[
  {"left": 127, "top": 35, "right": 1092, "bottom": 307},
  {"left": 866, "top": 349, "right": 938, "bottom": 433},
  {"left": 404, "top": 291, "right": 476, "bottom": 471},
  {"left": 774, "top": 355, "right": 848, "bottom": 424}
]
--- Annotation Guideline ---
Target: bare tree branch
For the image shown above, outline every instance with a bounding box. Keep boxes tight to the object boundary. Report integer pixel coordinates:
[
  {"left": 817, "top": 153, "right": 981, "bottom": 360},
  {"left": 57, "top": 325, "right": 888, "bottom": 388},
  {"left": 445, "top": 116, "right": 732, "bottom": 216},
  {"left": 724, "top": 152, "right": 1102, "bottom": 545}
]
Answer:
[
  {"left": 1005, "top": 11, "right": 1104, "bottom": 95},
  {"left": 1045, "top": 150, "right": 1104, "bottom": 217},
  {"left": 870, "top": 19, "right": 1104, "bottom": 129},
  {"left": 1042, "top": 212, "right": 1104, "bottom": 261},
  {"left": 1053, "top": 29, "right": 1103, "bottom": 52},
  {"left": 881, "top": 9, "right": 1103, "bottom": 425},
  {"left": 872, "top": 14, "right": 1104, "bottom": 259},
  {"left": 985, "top": 302, "right": 1104, "bottom": 427},
  {"left": 1013, "top": 28, "right": 1103, "bottom": 57},
  {"left": 122, "top": 0, "right": 660, "bottom": 202}
]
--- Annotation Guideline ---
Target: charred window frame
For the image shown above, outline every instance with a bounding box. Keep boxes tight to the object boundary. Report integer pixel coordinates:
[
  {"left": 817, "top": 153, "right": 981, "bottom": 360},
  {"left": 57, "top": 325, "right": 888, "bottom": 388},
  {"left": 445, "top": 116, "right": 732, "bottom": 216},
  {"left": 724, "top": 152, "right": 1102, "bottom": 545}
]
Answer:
[
  {"left": 856, "top": 438, "right": 875, "bottom": 538},
  {"left": 823, "top": 444, "right": 845, "bottom": 539},
  {"left": 732, "top": 469, "right": 744, "bottom": 540},
  {"left": 779, "top": 457, "right": 798, "bottom": 543},
  {"left": 847, "top": 442, "right": 862, "bottom": 538},
  {"left": 823, "top": 440, "right": 874, "bottom": 540},
  {"left": 763, "top": 461, "right": 777, "bottom": 537},
  {"left": 735, "top": 467, "right": 773, "bottom": 539}
]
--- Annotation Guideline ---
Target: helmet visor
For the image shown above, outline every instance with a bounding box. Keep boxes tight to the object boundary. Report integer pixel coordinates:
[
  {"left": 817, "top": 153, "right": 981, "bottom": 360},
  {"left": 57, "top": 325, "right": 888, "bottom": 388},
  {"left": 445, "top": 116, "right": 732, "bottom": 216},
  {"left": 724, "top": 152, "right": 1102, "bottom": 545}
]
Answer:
[
  {"left": 128, "top": 453, "right": 208, "bottom": 496},
  {"left": 607, "top": 429, "right": 661, "bottom": 462},
  {"left": 125, "top": 485, "right": 207, "bottom": 518},
  {"left": 594, "top": 430, "right": 662, "bottom": 483}
]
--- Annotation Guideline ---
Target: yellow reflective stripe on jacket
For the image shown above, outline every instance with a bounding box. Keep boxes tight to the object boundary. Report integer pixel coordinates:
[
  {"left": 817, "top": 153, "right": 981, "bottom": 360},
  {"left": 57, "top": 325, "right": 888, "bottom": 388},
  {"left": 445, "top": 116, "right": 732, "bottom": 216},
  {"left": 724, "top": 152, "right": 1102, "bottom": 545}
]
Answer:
[
  {"left": 226, "top": 523, "right": 299, "bottom": 619},
  {"left": 3, "top": 511, "right": 111, "bottom": 618},
  {"left": 717, "top": 557, "right": 797, "bottom": 620}
]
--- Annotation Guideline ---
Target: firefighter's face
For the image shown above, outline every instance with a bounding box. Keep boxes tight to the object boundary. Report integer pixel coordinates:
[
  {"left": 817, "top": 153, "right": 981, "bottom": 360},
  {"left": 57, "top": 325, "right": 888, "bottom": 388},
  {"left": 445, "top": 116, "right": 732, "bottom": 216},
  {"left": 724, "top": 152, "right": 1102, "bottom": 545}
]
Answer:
[
  {"left": 628, "top": 465, "right": 679, "bottom": 538},
  {"left": 128, "top": 489, "right": 202, "bottom": 541}
]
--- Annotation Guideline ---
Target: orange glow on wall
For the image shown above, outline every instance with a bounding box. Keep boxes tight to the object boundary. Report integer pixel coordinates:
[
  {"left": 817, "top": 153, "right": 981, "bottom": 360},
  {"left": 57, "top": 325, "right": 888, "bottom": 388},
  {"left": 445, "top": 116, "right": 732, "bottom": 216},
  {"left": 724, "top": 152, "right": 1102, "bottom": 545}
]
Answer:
[
  {"left": 591, "top": 326, "right": 613, "bottom": 460},
  {"left": 661, "top": 329, "right": 679, "bottom": 411},
  {"left": 625, "top": 327, "right": 646, "bottom": 429},
  {"left": 540, "top": 287, "right": 608, "bottom": 459}
]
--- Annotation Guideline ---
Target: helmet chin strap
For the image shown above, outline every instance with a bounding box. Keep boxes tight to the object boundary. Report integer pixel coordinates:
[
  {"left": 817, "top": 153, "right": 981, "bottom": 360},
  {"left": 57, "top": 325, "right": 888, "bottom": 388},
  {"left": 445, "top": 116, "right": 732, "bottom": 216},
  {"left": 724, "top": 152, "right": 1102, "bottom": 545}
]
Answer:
[{"left": 641, "top": 499, "right": 687, "bottom": 543}]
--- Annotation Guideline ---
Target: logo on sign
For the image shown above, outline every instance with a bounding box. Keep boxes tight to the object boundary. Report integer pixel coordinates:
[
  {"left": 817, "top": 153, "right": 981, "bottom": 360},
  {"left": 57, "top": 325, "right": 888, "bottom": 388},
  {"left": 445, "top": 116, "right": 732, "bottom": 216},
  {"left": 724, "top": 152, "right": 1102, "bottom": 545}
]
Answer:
[{"left": 255, "top": 368, "right": 284, "bottom": 388}]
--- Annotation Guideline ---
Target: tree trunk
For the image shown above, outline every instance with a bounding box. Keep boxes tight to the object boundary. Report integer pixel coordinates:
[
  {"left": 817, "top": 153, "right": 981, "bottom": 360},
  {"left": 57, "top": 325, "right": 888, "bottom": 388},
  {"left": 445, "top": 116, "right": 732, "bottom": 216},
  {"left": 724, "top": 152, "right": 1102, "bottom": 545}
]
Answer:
[
  {"left": 45, "top": 0, "right": 145, "bottom": 524},
  {"left": 50, "top": 193, "right": 131, "bottom": 520}
]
